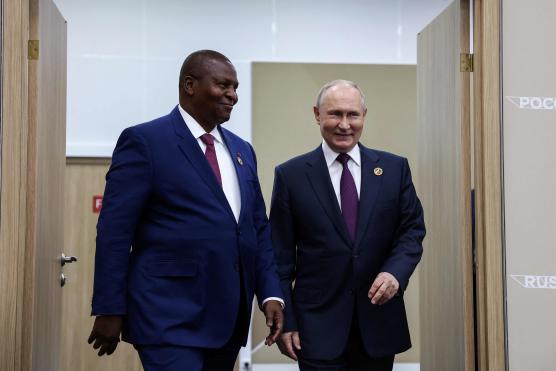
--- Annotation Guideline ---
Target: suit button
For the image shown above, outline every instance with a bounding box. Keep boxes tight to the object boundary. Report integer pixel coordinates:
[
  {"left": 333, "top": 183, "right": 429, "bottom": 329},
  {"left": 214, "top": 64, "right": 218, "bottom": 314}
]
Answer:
[
  {"left": 349, "top": 289, "right": 355, "bottom": 295},
  {"left": 352, "top": 253, "right": 359, "bottom": 259},
  {"left": 236, "top": 229, "right": 242, "bottom": 236},
  {"left": 233, "top": 263, "right": 240, "bottom": 272}
]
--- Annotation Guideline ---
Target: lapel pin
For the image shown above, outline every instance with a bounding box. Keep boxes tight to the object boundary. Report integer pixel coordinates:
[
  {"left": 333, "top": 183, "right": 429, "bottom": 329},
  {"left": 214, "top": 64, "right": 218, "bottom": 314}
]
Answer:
[
  {"left": 237, "top": 153, "right": 244, "bottom": 166},
  {"left": 374, "top": 167, "right": 383, "bottom": 176}
]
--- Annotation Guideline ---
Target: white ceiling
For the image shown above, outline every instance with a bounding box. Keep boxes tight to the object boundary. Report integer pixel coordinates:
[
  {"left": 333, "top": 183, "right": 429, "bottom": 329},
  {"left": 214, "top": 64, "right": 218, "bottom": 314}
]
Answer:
[{"left": 53, "top": 0, "right": 453, "bottom": 64}]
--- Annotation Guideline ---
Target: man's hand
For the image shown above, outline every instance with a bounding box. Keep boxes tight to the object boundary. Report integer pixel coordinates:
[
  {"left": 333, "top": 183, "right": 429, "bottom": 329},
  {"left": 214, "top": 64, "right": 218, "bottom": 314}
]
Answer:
[
  {"left": 277, "top": 331, "right": 301, "bottom": 361},
  {"left": 263, "top": 300, "right": 283, "bottom": 346},
  {"left": 368, "top": 272, "right": 399, "bottom": 305},
  {"left": 87, "top": 315, "right": 123, "bottom": 356}
]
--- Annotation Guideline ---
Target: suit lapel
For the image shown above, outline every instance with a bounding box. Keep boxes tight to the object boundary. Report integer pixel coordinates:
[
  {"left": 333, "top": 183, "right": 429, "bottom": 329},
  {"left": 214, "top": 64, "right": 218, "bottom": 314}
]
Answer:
[
  {"left": 218, "top": 127, "right": 247, "bottom": 224},
  {"left": 305, "top": 147, "right": 352, "bottom": 247},
  {"left": 354, "top": 145, "right": 382, "bottom": 248},
  {"left": 171, "top": 107, "right": 235, "bottom": 221}
]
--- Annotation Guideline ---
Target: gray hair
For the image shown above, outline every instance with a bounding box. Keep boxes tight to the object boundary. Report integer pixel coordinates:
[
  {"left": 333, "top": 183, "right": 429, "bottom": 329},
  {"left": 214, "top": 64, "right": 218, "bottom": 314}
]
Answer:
[{"left": 315, "top": 79, "right": 366, "bottom": 110}]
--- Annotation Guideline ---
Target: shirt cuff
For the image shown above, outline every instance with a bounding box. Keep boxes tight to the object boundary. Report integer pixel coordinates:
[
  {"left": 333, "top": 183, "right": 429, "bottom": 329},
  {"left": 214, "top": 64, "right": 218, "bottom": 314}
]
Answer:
[{"left": 262, "top": 297, "right": 285, "bottom": 309}]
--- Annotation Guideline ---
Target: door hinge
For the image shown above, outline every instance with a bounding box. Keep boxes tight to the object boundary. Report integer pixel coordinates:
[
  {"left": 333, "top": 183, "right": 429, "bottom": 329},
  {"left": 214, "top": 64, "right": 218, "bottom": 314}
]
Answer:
[
  {"left": 460, "top": 53, "right": 473, "bottom": 72},
  {"left": 28, "top": 40, "right": 39, "bottom": 60}
]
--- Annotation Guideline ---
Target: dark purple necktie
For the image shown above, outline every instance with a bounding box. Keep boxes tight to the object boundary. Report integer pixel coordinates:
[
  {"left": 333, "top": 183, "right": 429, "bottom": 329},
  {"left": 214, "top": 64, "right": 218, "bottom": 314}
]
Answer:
[
  {"left": 337, "top": 153, "right": 358, "bottom": 241},
  {"left": 200, "top": 133, "right": 222, "bottom": 187}
]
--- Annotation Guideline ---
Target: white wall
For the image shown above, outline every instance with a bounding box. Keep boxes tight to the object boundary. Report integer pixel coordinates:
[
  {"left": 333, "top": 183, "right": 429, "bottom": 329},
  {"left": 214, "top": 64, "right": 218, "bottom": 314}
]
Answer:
[
  {"left": 502, "top": 1, "right": 556, "bottom": 370},
  {"left": 53, "top": 0, "right": 451, "bottom": 156}
]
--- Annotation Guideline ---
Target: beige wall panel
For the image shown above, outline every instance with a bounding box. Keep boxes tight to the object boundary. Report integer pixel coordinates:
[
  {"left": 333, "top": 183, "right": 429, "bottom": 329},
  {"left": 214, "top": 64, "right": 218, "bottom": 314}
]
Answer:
[
  {"left": 502, "top": 1, "right": 556, "bottom": 370},
  {"left": 61, "top": 160, "right": 142, "bottom": 371},
  {"left": 417, "top": 1, "right": 473, "bottom": 370},
  {"left": 252, "top": 62, "right": 420, "bottom": 364}
]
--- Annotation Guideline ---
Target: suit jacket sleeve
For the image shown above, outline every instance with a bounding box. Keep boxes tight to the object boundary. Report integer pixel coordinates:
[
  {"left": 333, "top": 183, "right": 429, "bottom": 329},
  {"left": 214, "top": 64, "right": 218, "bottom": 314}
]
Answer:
[
  {"left": 380, "top": 158, "right": 425, "bottom": 290},
  {"left": 269, "top": 165, "right": 298, "bottom": 331},
  {"left": 248, "top": 144, "right": 283, "bottom": 308},
  {"left": 91, "top": 127, "right": 153, "bottom": 315}
]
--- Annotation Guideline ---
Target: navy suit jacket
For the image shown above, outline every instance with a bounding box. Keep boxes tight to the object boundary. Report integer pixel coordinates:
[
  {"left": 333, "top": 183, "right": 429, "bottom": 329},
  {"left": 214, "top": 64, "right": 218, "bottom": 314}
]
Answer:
[
  {"left": 270, "top": 144, "right": 425, "bottom": 359},
  {"left": 91, "top": 106, "right": 282, "bottom": 348}
]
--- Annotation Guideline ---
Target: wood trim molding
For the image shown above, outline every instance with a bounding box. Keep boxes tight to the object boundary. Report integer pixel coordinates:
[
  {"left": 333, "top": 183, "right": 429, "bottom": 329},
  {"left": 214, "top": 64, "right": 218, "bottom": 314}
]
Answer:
[
  {"left": 66, "top": 157, "right": 111, "bottom": 166},
  {"left": 473, "top": 0, "right": 506, "bottom": 370}
]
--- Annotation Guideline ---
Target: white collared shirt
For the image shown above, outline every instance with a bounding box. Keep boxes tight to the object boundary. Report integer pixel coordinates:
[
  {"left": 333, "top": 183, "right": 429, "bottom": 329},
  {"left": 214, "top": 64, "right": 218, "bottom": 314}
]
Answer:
[
  {"left": 178, "top": 105, "right": 241, "bottom": 222},
  {"left": 321, "top": 140, "right": 362, "bottom": 209},
  {"left": 178, "top": 105, "right": 284, "bottom": 308}
]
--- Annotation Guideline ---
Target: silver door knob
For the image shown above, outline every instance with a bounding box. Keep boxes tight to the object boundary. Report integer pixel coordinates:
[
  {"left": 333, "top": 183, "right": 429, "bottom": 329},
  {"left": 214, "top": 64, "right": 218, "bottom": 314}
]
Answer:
[
  {"left": 60, "top": 253, "right": 78, "bottom": 266},
  {"left": 60, "top": 272, "right": 67, "bottom": 287}
]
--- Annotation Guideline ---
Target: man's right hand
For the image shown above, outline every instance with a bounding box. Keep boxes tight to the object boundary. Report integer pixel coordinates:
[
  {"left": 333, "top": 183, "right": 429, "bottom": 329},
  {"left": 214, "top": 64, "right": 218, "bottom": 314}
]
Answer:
[
  {"left": 87, "top": 315, "right": 123, "bottom": 356},
  {"left": 276, "top": 331, "right": 301, "bottom": 361}
]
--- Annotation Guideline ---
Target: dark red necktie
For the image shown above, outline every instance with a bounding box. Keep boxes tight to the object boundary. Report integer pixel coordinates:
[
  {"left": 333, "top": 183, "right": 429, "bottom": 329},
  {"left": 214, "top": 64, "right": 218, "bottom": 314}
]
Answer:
[
  {"left": 337, "top": 153, "right": 358, "bottom": 241},
  {"left": 200, "top": 134, "right": 222, "bottom": 187}
]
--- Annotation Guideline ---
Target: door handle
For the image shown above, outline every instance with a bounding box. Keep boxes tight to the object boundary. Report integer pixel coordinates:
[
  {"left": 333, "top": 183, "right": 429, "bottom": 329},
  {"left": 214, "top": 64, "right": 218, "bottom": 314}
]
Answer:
[{"left": 60, "top": 253, "right": 78, "bottom": 266}]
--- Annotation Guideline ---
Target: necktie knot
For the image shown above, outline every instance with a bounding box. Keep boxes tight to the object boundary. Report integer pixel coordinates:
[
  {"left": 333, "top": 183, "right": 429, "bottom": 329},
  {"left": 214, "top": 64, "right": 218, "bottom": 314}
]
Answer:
[
  {"left": 336, "top": 153, "right": 351, "bottom": 166},
  {"left": 200, "top": 133, "right": 215, "bottom": 147}
]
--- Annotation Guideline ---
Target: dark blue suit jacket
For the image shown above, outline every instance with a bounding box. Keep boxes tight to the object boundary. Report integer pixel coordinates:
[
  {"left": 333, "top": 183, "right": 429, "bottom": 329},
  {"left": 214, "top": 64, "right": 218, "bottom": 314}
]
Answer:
[
  {"left": 270, "top": 144, "right": 425, "bottom": 359},
  {"left": 91, "top": 106, "right": 282, "bottom": 348}
]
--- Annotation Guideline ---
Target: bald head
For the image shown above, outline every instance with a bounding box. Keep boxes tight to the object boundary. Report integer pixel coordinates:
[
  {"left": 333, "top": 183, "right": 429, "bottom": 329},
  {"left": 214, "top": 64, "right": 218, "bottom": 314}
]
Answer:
[
  {"left": 179, "top": 50, "right": 232, "bottom": 88},
  {"left": 315, "top": 79, "right": 366, "bottom": 111}
]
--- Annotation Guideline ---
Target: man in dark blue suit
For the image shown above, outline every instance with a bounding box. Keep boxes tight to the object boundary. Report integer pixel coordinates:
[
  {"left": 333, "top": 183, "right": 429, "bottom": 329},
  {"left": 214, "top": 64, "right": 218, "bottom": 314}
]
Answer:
[
  {"left": 87, "top": 50, "right": 284, "bottom": 371},
  {"left": 270, "top": 80, "right": 425, "bottom": 370}
]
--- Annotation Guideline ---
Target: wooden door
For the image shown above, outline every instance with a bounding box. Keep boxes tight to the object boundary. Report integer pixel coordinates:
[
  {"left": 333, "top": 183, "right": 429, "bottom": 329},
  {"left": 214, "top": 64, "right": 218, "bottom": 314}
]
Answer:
[
  {"left": 25, "top": 0, "right": 67, "bottom": 369},
  {"left": 416, "top": 1, "right": 474, "bottom": 370},
  {"left": 61, "top": 160, "right": 143, "bottom": 371},
  {"left": 1, "top": 0, "right": 30, "bottom": 368},
  {"left": 0, "top": 0, "right": 67, "bottom": 369}
]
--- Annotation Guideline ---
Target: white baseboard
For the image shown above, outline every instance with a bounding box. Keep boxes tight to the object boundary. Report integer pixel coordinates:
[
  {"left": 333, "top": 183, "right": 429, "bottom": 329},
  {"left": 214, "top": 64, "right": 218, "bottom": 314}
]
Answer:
[
  {"left": 393, "top": 364, "right": 420, "bottom": 371},
  {"left": 251, "top": 366, "right": 297, "bottom": 371},
  {"left": 252, "top": 363, "right": 419, "bottom": 371}
]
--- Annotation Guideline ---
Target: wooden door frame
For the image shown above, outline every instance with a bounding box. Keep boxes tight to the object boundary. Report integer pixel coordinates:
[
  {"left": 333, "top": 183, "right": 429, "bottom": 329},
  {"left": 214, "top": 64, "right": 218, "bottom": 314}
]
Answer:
[
  {"left": 473, "top": 0, "right": 507, "bottom": 370},
  {"left": 0, "top": 0, "right": 31, "bottom": 370}
]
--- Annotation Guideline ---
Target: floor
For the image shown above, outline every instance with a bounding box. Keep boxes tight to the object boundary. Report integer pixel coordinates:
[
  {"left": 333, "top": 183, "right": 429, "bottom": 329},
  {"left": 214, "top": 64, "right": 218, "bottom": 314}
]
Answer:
[{"left": 251, "top": 363, "right": 420, "bottom": 371}]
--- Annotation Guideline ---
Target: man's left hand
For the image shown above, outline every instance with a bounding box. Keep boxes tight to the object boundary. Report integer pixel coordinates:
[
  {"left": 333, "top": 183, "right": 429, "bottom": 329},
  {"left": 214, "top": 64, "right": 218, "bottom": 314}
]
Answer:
[
  {"left": 87, "top": 315, "right": 122, "bottom": 356},
  {"left": 368, "top": 272, "right": 399, "bottom": 305},
  {"left": 263, "top": 300, "right": 283, "bottom": 346}
]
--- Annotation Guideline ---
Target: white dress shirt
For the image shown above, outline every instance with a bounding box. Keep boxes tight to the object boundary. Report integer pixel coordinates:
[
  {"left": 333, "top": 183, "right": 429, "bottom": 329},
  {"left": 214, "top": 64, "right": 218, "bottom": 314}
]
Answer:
[
  {"left": 179, "top": 105, "right": 241, "bottom": 222},
  {"left": 321, "top": 140, "right": 362, "bottom": 209},
  {"left": 179, "top": 105, "right": 283, "bottom": 308}
]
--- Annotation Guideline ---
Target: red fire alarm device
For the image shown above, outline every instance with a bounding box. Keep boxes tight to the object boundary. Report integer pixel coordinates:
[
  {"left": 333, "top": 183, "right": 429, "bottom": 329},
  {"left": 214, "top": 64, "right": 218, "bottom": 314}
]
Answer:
[{"left": 93, "top": 196, "right": 103, "bottom": 213}]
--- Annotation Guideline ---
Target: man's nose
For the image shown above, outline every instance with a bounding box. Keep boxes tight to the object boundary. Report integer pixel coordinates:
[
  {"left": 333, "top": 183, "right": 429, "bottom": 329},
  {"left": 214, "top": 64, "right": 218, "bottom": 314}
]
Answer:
[
  {"left": 226, "top": 88, "right": 238, "bottom": 104},
  {"left": 338, "top": 115, "right": 350, "bottom": 129}
]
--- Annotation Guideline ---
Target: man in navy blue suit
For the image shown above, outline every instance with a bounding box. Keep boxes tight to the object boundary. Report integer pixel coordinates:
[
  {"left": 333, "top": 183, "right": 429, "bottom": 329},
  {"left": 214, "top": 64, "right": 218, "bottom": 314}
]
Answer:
[
  {"left": 270, "top": 80, "right": 425, "bottom": 370},
  {"left": 87, "top": 50, "right": 284, "bottom": 371}
]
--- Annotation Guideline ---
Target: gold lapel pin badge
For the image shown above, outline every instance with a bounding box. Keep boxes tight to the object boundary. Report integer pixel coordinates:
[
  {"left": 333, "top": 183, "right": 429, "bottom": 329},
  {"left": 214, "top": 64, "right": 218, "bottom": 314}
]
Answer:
[
  {"left": 237, "top": 153, "right": 244, "bottom": 166},
  {"left": 374, "top": 167, "right": 383, "bottom": 176}
]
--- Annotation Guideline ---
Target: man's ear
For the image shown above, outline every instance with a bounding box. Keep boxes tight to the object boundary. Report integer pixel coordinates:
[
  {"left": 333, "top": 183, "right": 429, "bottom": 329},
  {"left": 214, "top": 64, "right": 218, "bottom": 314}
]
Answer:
[
  {"left": 182, "top": 76, "right": 195, "bottom": 96},
  {"left": 313, "top": 106, "right": 321, "bottom": 125}
]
